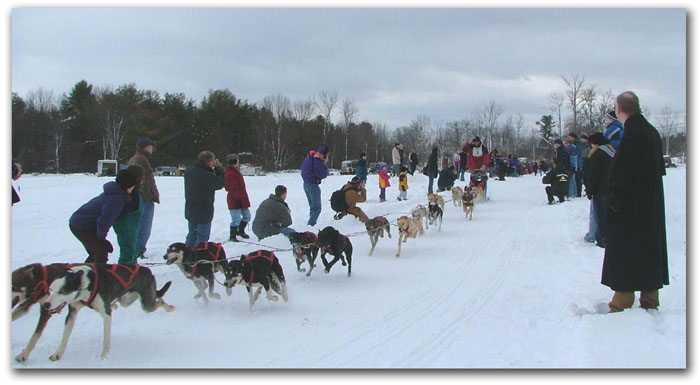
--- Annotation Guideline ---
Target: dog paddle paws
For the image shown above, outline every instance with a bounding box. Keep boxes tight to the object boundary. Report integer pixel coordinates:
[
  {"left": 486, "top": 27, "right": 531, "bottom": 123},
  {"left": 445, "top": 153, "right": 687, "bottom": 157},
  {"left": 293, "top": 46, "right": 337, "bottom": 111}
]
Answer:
[
  {"left": 49, "top": 352, "right": 63, "bottom": 361},
  {"left": 15, "top": 351, "right": 29, "bottom": 362}
]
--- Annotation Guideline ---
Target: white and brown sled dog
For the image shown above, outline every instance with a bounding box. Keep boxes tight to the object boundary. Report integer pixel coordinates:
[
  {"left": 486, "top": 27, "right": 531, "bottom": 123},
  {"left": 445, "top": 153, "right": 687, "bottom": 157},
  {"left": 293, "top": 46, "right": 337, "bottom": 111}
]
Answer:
[
  {"left": 223, "top": 250, "right": 288, "bottom": 310},
  {"left": 451, "top": 186, "right": 464, "bottom": 207},
  {"left": 462, "top": 190, "right": 476, "bottom": 220},
  {"left": 396, "top": 215, "right": 424, "bottom": 257},
  {"left": 427, "top": 193, "right": 445, "bottom": 212},
  {"left": 164, "top": 241, "right": 230, "bottom": 304},
  {"left": 411, "top": 204, "right": 430, "bottom": 230},
  {"left": 43, "top": 264, "right": 174, "bottom": 360}
]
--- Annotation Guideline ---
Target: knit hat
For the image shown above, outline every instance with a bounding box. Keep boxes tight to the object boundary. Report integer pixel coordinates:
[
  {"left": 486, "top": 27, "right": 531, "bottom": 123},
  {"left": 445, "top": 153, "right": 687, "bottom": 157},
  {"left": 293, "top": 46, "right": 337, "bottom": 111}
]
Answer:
[
  {"left": 606, "top": 110, "right": 617, "bottom": 120},
  {"left": 350, "top": 176, "right": 361, "bottom": 185},
  {"left": 581, "top": 134, "right": 589, "bottom": 140},
  {"left": 137, "top": 137, "right": 155, "bottom": 149},
  {"left": 360, "top": 152, "right": 367, "bottom": 158},
  {"left": 226, "top": 153, "right": 238, "bottom": 165},
  {"left": 553, "top": 139, "right": 563, "bottom": 146},
  {"left": 588, "top": 132, "right": 609, "bottom": 146},
  {"left": 116, "top": 169, "right": 138, "bottom": 190},
  {"left": 317, "top": 145, "right": 329, "bottom": 156},
  {"left": 568, "top": 132, "right": 577, "bottom": 139},
  {"left": 473, "top": 136, "right": 481, "bottom": 143}
]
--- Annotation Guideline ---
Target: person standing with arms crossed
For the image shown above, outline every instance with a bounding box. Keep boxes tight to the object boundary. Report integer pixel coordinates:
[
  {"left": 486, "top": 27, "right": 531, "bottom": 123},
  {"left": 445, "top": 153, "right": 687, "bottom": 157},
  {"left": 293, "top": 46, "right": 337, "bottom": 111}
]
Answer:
[
  {"left": 127, "top": 137, "right": 159, "bottom": 259},
  {"left": 301, "top": 145, "right": 329, "bottom": 227}
]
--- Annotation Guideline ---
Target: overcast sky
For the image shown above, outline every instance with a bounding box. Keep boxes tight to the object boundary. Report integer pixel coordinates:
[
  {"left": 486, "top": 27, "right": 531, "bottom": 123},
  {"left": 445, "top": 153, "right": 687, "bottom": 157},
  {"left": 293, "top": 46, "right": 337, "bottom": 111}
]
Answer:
[{"left": 11, "top": 7, "right": 686, "bottom": 129}]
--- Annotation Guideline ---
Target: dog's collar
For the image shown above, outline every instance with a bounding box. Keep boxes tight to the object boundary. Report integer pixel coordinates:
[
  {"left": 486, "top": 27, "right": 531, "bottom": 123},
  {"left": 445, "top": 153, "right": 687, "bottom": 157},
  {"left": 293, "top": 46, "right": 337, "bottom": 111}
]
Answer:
[{"left": 81, "top": 264, "right": 99, "bottom": 308}]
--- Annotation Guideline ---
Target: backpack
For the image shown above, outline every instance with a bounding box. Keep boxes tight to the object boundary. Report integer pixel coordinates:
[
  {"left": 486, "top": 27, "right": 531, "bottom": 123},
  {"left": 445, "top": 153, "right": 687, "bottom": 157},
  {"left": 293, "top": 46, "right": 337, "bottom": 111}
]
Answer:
[{"left": 330, "top": 186, "right": 351, "bottom": 213}]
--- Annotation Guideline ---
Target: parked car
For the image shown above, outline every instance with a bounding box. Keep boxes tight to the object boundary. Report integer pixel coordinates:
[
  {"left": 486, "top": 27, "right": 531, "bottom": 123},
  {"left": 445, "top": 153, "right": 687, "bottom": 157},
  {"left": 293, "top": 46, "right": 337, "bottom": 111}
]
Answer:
[
  {"left": 663, "top": 155, "right": 676, "bottom": 168},
  {"left": 341, "top": 160, "right": 360, "bottom": 175},
  {"left": 240, "top": 164, "right": 266, "bottom": 176},
  {"left": 154, "top": 166, "right": 177, "bottom": 176}
]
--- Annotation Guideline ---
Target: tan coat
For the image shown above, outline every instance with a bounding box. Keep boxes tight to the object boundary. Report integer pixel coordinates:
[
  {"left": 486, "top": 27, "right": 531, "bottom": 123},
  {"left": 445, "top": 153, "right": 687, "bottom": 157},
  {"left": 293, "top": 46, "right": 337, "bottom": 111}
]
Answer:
[
  {"left": 343, "top": 183, "right": 368, "bottom": 222},
  {"left": 128, "top": 148, "right": 160, "bottom": 203}
]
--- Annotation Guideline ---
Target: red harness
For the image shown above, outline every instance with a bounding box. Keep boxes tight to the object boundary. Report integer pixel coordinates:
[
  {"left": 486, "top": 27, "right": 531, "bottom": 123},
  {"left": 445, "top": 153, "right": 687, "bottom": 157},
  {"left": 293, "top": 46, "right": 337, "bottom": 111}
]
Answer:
[
  {"left": 81, "top": 264, "right": 140, "bottom": 308},
  {"left": 293, "top": 232, "right": 318, "bottom": 260},
  {"left": 188, "top": 242, "right": 224, "bottom": 279},
  {"left": 243, "top": 250, "right": 276, "bottom": 285},
  {"left": 30, "top": 265, "right": 49, "bottom": 302}
]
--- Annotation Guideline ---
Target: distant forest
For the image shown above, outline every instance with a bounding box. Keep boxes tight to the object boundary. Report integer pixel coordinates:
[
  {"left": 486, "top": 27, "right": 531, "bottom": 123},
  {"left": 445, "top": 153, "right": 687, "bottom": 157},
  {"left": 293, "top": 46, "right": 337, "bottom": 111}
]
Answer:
[{"left": 12, "top": 76, "right": 686, "bottom": 173}]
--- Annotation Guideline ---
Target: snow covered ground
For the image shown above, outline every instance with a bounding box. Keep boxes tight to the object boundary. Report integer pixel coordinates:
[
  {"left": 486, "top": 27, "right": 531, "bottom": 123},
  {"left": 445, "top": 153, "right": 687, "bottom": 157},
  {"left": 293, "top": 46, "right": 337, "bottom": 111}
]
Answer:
[{"left": 8, "top": 166, "right": 686, "bottom": 369}]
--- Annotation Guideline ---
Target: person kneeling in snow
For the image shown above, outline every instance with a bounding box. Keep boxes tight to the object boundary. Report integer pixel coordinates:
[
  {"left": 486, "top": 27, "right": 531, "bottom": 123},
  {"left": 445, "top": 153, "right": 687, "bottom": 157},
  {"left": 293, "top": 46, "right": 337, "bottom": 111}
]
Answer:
[
  {"left": 252, "top": 185, "right": 296, "bottom": 240},
  {"left": 542, "top": 156, "right": 569, "bottom": 205},
  {"left": 343, "top": 176, "right": 369, "bottom": 222}
]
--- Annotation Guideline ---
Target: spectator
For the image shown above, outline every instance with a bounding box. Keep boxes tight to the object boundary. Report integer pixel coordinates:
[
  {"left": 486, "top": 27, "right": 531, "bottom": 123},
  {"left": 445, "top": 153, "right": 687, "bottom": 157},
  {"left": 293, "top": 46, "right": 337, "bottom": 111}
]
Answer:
[
  {"left": 496, "top": 157, "right": 506, "bottom": 181},
  {"left": 583, "top": 133, "right": 615, "bottom": 248},
  {"left": 580, "top": 134, "right": 595, "bottom": 243},
  {"left": 184, "top": 151, "right": 225, "bottom": 248},
  {"left": 458, "top": 146, "right": 468, "bottom": 181},
  {"left": 113, "top": 165, "right": 144, "bottom": 265},
  {"left": 355, "top": 153, "right": 369, "bottom": 183},
  {"left": 127, "top": 137, "right": 160, "bottom": 259},
  {"left": 397, "top": 166, "right": 409, "bottom": 201},
  {"left": 453, "top": 149, "right": 461, "bottom": 171},
  {"left": 69, "top": 168, "right": 139, "bottom": 263},
  {"left": 409, "top": 149, "right": 418, "bottom": 176},
  {"left": 301, "top": 145, "right": 329, "bottom": 227},
  {"left": 564, "top": 138, "right": 579, "bottom": 198},
  {"left": 425, "top": 146, "right": 439, "bottom": 194},
  {"left": 541, "top": 156, "right": 569, "bottom": 205},
  {"left": 392, "top": 143, "right": 402, "bottom": 177},
  {"left": 224, "top": 154, "right": 251, "bottom": 242},
  {"left": 12, "top": 162, "right": 21, "bottom": 205},
  {"left": 602, "top": 91, "right": 668, "bottom": 312},
  {"left": 441, "top": 154, "right": 450, "bottom": 170},
  {"left": 343, "top": 177, "right": 369, "bottom": 222},
  {"left": 437, "top": 164, "right": 458, "bottom": 192},
  {"left": 554, "top": 139, "right": 572, "bottom": 175},
  {"left": 569, "top": 132, "right": 585, "bottom": 197},
  {"left": 378, "top": 163, "right": 391, "bottom": 202},
  {"left": 604, "top": 110, "right": 625, "bottom": 150},
  {"left": 532, "top": 161, "right": 539, "bottom": 176},
  {"left": 252, "top": 185, "right": 295, "bottom": 240}
]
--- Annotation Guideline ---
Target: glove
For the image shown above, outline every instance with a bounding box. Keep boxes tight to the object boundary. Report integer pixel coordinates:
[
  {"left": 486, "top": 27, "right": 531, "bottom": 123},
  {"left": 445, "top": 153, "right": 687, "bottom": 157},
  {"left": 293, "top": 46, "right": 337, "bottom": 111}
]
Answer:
[{"left": 102, "top": 239, "right": 114, "bottom": 253}]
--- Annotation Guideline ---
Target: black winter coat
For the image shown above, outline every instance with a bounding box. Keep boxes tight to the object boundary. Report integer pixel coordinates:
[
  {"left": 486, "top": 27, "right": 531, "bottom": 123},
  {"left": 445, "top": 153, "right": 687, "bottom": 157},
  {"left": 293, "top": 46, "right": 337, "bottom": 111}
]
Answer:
[
  {"left": 583, "top": 145, "right": 615, "bottom": 198},
  {"left": 602, "top": 113, "right": 668, "bottom": 292},
  {"left": 542, "top": 164, "right": 569, "bottom": 197},
  {"left": 184, "top": 161, "right": 225, "bottom": 224},
  {"left": 555, "top": 146, "right": 572, "bottom": 174}
]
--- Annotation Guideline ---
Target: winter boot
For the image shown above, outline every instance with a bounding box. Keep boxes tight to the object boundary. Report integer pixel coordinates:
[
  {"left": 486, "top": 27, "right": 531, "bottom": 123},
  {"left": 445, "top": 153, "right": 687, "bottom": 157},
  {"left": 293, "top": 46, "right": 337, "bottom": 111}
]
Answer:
[
  {"left": 238, "top": 221, "right": 250, "bottom": 239},
  {"left": 229, "top": 226, "right": 239, "bottom": 242}
]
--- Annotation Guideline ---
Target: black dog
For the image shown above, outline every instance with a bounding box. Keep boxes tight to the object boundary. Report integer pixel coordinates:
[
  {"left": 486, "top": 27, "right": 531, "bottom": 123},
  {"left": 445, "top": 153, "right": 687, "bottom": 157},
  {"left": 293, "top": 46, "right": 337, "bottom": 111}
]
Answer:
[
  {"left": 164, "top": 241, "right": 229, "bottom": 304},
  {"left": 428, "top": 202, "right": 443, "bottom": 231},
  {"left": 317, "top": 226, "right": 353, "bottom": 277},
  {"left": 365, "top": 216, "right": 392, "bottom": 256},
  {"left": 223, "top": 250, "right": 288, "bottom": 310},
  {"left": 288, "top": 231, "right": 320, "bottom": 276}
]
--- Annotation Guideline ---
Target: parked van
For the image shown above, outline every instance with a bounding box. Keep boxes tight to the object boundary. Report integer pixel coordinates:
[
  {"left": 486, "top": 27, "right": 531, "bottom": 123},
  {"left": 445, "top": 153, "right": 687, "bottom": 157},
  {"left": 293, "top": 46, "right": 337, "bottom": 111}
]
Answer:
[{"left": 154, "top": 166, "right": 177, "bottom": 176}]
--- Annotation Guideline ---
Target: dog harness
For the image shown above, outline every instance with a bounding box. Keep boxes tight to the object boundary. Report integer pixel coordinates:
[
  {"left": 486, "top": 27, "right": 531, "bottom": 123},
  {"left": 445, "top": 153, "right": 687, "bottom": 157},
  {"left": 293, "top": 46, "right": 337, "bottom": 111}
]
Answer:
[
  {"left": 462, "top": 192, "right": 474, "bottom": 206},
  {"left": 81, "top": 264, "right": 141, "bottom": 308},
  {"left": 323, "top": 234, "right": 348, "bottom": 254},
  {"left": 293, "top": 232, "right": 318, "bottom": 260},
  {"left": 243, "top": 250, "right": 276, "bottom": 285},
  {"left": 188, "top": 242, "right": 224, "bottom": 279},
  {"left": 30, "top": 264, "right": 49, "bottom": 302}
]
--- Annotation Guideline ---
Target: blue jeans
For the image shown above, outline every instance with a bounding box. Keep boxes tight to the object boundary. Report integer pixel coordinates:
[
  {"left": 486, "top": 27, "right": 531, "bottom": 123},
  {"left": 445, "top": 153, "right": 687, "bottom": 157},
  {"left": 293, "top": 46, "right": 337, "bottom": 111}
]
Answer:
[
  {"left": 593, "top": 193, "right": 609, "bottom": 247},
  {"left": 303, "top": 182, "right": 322, "bottom": 226},
  {"left": 459, "top": 169, "right": 465, "bottom": 181},
  {"left": 568, "top": 176, "right": 577, "bottom": 197},
  {"left": 280, "top": 227, "right": 296, "bottom": 237},
  {"left": 584, "top": 200, "right": 597, "bottom": 242},
  {"left": 186, "top": 221, "right": 212, "bottom": 249},
  {"left": 229, "top": 208, "right": 251, "bottom": 227},
  {"left": 428, "top": 175, "right": 435, "bottom": 194},
  {"left": 137, "top": 200, "right": 155, "bottom": 254},
  {"left": 379, "top": 188, "right": 386, "bottom": 201}
]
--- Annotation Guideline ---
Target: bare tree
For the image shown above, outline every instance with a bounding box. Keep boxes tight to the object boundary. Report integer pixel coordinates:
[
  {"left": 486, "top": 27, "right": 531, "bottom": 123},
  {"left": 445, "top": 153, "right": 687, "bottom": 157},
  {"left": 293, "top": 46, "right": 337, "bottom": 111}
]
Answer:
[
  {"left": 595, "top": 89, "right": 615, "bottom": 131},
  {"left": 292, "top": 97, "right": 316, "bottom": 122},
  {"left": 655, "top": 105, "right": 679, "bottom": 155},
  {"left": 548, "top": 91, "right": 565, "bottom": 138},
  {"left": 475, "top": 100, "right": 503, "bottom": 151},
  {"left": 313, "top": 90, "right": 338, "bottom": 141},
  {"left": 341, "top": 98, "right": 359, "bottom": 160},
  {"left": 26, "top": 88, "right": 64, "bottom": 171},
  {"left": 580, "top": 86, "right": 597, "bottom": 133},
  {"left": 263, "top": 93, "right": 293, "bottom": 171},
  {"left": 561, "top": 74, "right": 585, "bottom": 135}
]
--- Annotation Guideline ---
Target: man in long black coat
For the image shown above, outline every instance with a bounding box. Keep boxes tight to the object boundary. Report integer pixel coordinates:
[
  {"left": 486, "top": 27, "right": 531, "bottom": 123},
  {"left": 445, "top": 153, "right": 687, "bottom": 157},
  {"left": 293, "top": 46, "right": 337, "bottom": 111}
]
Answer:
[
  {"left": 602, "top": 91, "right": 669, "bottom": 312},
  {"left": 184, "top": 150, "right": 225, "bottom": 248}
]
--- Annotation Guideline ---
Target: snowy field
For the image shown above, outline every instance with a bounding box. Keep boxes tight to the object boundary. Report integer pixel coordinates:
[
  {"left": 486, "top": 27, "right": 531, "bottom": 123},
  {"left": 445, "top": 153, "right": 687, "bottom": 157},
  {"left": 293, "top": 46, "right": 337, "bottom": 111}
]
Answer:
[{"left": 8, "top": 166, "right": 686, "bottom": 369}]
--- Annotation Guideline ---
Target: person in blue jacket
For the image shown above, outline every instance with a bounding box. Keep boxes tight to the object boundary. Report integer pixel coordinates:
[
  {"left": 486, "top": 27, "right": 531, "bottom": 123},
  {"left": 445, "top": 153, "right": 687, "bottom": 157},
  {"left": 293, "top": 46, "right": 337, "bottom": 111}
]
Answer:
[
  {"left": 355, "top": 152, "right": 368, "bottom": 183},
  {"left": 604, "top": 110, "right": 625, "bottom": 150},
  {"left": 565, "top": 138, "right": 579, "bottom": 198},
  {"left": 301, "top": 145, "right": 329, "bottom": 226},
  {"left": 69, "top": 168, "right": 139, "bottom": 263}
]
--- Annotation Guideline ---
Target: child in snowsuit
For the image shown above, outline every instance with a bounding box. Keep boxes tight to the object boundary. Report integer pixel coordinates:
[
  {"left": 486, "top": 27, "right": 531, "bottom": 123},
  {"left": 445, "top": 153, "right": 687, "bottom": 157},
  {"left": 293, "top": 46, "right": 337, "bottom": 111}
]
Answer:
[
  {"left": 397, "top": 166, "right": 408, "bottom": 201},
  {"left": 378, "top": 163, "right": 391, "bottom": 202}
]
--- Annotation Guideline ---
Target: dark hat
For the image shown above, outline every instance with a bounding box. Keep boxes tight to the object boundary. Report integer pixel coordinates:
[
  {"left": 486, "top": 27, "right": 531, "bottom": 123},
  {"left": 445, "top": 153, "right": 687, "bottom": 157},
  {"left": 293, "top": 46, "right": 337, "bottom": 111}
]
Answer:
[
  {"left": 473, "top": 136, "right": 481, "bottom": 143},
  {"left": 317, "top": 145, "right": 329, "bottom": 156},
  {"left": 553, "top": 139, "right": 563, "bottom": 145},
  {"left": 226, "top": 153, "right": 238, "bottom": 164},
  {"left": 581, "top": 134, "right": 589, "bottom": 140},
  {"left": 400, "top": 166, "right": 408, "bottom": 172},
  {"left": 606, "top": 110, "right": 617, "bottom": 120},
  {"left": 350, "top": 176, "right": 361, "bottom": 185},
  {"left": 360, "top": 152, "right": 367, "bottom": 158},
  {"left": 568, "top": 132, "right": 577, "bottom": 139},
  {"left": 588, "top": 132, "right": 609, "bottom": 146},
  {"left": 137, "top": 137, "right": 155, "bottom": 149},
  {"left": 116, "top": 169, "right": 138, "bottom": 190}
]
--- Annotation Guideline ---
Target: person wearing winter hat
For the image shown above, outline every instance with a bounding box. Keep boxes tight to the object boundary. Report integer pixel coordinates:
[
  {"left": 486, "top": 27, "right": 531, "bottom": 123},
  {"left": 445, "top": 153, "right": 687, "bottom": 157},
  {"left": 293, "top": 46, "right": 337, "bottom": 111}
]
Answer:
[
  {"left": 113, "top": 165, "right": 145, "bottom": 264},
  {"left": 582, "top": 133, "right": 614, "bottom": 249},
  {"left": 378, "top": 163, "right": 391, "bottom": 202},
  {"left": 69, "top": 168, "right": 139, "bottom": 263},
  {"left": 342, "top": 176, "right": 369, "bottom": 222},
  {"left": 224, "top": 153, "right": 252, "bottom": 242},
  {"left": 300, "top": 145, "right": 329, "bottom": 226},
  {"left": 355, "top": 153, "right": 369, "bottom": 183},
  {"left": 128, "top": 137, "right": 159, "bottom": 259},
  {"left": 184, "top": 151, "right": 225, "bottom": 248},
  {"left": 604, "top": 110, "right": 625, "bottom": 150},
  {"left": 553, "top": 138, "right": 572, "bottom": 178}
]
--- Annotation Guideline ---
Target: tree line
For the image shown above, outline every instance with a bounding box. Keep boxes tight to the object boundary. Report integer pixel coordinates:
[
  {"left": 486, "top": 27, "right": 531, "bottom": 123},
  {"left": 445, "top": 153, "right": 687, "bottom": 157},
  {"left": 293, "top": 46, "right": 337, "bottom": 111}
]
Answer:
[{"left": 12, "top": 76, "right": 686, "bottom": 174}]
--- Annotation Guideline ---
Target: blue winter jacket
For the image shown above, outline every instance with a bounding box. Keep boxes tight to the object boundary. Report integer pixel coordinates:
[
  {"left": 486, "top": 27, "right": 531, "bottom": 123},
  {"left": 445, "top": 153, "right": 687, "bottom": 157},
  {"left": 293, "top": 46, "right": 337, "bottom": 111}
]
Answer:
[
  {"left": 301, "top": 151, "right": 329, "bottom": 184},
  {"left": 69, "top": 181, "right": 127, "bottom": 240},
  {"left": 355, "top": 158, "right": 368, "bottom": 182},
  {"left": 604, "top": 120, "right": 625, "bottom": 150},
  {"left": 567, "top": 143, "right": 580, "bottom": 171}
]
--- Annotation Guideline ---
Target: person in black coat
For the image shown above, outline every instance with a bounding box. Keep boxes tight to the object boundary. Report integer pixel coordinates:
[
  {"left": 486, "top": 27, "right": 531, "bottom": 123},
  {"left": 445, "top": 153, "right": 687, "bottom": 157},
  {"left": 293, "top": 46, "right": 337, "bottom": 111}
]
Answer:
[
  {"left": 541, "top": 156, "right": 569, "bottom": 204},
  {"left": 554, "top": 139, "right": 572, "bottom": 175},
  {"left": 12, "top": 162, "right": 21, "bottom": 205},
  {"left": 425, "top": 147, "right": 439, "bottom": 194},
  {"left": 409, "top": 149, "right": 418, "bottom": 176},
  {"left": 602, "top": 91, "right": 669, "bottom": 313},
  {"left": 437, "top": 164, "right": 458, "bottom": 192},
  {"left": 583, "top": 133, "right": 615, "bottom": 248},
  {"left": 184, "top": 150, "right": 225, "bottom": 248}
]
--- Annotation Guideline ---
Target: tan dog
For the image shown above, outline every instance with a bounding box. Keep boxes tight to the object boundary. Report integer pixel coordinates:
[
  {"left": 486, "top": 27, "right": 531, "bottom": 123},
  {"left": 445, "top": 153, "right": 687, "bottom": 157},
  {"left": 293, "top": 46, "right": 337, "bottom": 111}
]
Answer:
[
  {"left": 451, "top": 186, "right": 464, "bottom": 207},
  {"left": 462, "top": 190, "right": 475, "bottom": 220},
  {"left": 427, "top": 193, "right": 445, "bottom": 212},
  {"left": 469, "top": 186, "right": 484, "bottom": 203},
  {"left": 396, "top": 215, "right": 424, "bottom": 257}
]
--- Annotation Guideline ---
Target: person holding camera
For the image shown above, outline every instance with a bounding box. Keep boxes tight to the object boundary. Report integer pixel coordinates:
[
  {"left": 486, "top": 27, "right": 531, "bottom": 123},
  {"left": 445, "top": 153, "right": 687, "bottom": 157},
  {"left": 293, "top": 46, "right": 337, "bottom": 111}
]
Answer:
[{"left": 184, "top": 150, "right": 225, "bottom": 248}]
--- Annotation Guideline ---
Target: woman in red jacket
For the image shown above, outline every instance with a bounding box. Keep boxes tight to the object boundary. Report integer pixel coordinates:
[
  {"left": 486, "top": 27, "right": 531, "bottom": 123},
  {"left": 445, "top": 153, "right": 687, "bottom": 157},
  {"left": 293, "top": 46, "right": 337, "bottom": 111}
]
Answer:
[{"left": 225, "top": 154, "right": 252, "bottom": 242}]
